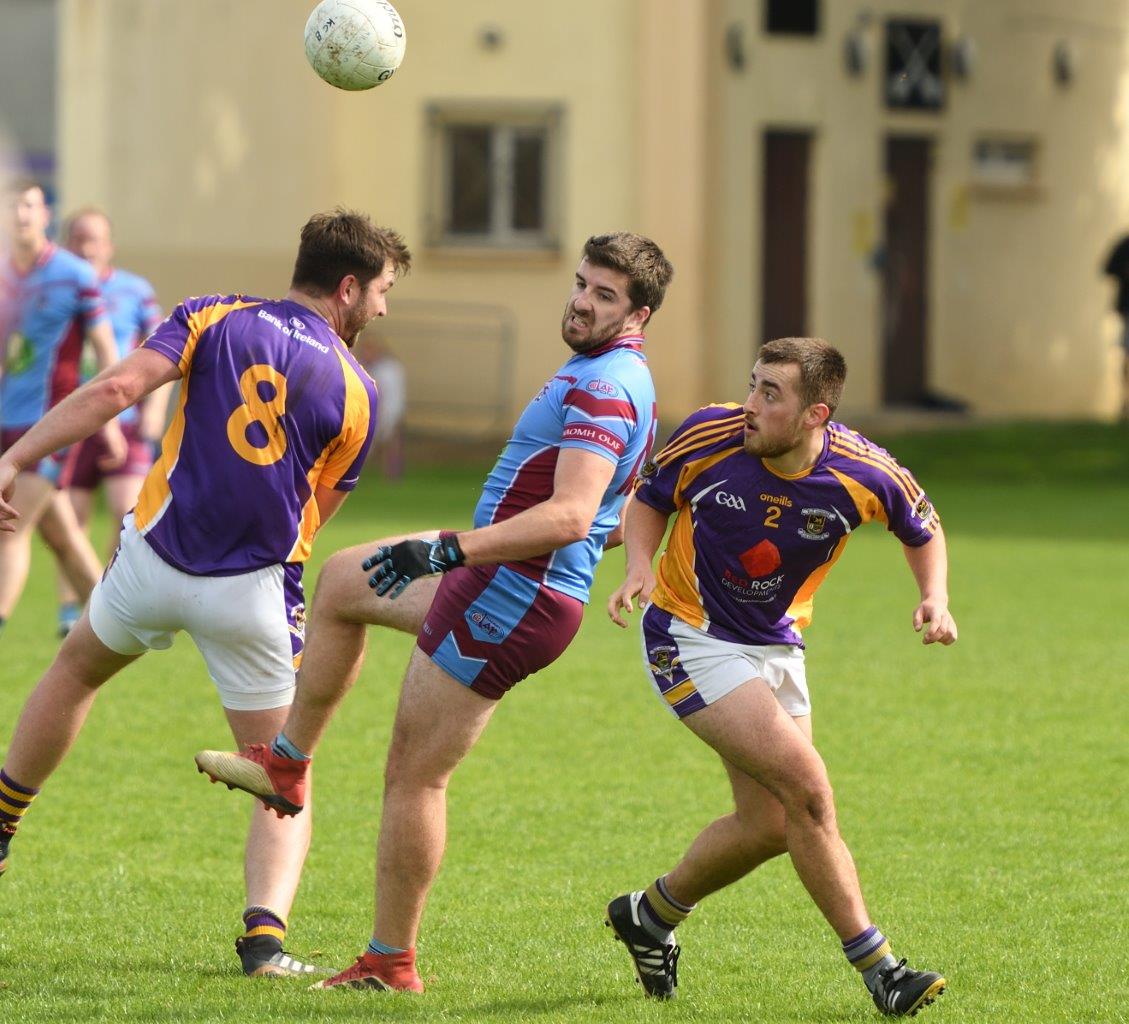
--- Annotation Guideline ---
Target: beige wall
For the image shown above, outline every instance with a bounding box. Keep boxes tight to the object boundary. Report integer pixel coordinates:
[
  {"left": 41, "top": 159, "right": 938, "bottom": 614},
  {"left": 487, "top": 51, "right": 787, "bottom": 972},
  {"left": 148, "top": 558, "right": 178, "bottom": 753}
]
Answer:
[
  {"left": 58, "top": 0, "right": 705, "bottom": 430},
  {"left": 57, "top": 0, "right": 1129, "bottom": 428},
  {"left": 707, "top": 0, "right": 1129, "bottom": 419}
]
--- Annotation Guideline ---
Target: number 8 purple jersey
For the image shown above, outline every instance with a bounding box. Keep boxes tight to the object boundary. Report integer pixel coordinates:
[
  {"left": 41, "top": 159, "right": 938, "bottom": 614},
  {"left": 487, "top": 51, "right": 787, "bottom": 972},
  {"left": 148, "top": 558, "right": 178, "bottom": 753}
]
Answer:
[{"left": 135, "top": 294, "right": 377, "bottom": 575}]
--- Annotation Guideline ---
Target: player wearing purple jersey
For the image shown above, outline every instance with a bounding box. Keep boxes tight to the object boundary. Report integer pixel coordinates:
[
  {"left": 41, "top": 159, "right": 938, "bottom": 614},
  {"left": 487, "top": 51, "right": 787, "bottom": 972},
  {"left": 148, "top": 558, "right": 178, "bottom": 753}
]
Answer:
[
  {"left": 0, "top": 210, "right": 410, "bottom": 979},
  {"left": 195, "top": 232, "right": 673, "bottom": 993},
  {"left": 604, "top": 338, "right": 955, "bottom": 1016},
  {"left": 38, "top": 207, "right": 171, "bottom": 636},
  {"left": 0, "top": 178, "right": 124, "bottom": 636}
]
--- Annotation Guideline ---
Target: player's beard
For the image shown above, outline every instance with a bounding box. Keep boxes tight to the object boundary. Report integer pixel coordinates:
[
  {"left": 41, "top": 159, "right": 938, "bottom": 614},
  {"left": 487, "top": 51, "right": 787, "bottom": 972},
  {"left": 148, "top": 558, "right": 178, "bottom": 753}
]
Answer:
[
  {"left": 341, "top": 305, "right": 371, "bottom": 348},
  {"left": 560, "top": 306, "right": 630, "bottom": 354},
  {"left": 743, "top": 415, "right": 805, "bottom": 458}
]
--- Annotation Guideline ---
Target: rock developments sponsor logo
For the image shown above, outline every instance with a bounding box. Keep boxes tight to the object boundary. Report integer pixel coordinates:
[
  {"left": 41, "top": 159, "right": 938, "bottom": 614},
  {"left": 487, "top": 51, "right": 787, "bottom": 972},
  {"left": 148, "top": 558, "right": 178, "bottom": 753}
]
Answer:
[
  {"left": 723, "top": 539, "right": 785, "bottom": 603},
  {"left": 912, "top": 492, "right": 933, "bottom": 520}
]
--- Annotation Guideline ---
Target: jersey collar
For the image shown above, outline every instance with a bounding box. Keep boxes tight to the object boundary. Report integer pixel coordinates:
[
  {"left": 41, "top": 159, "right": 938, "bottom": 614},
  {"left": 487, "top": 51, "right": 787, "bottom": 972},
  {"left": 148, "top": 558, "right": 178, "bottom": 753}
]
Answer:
[
  {"left": 581, "top": 333, "right": 645, "bottom": 358},
  {"left": 5, "top": 241, "right": 55, "bottom": 279}
]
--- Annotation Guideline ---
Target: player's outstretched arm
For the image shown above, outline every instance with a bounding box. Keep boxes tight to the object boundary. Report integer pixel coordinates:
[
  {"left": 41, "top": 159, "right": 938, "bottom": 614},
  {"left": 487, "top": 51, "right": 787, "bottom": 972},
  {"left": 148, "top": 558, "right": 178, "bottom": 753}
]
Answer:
[
  {"left": 902, "top": 526, "right": 958, "bottom": 645},
  {"left": 608, "top": 498, "right": 669, "bottom": 628},
  {"left": 362, "top": 448, "right": 617, "bottom": 599},
  {"left": 0, "top": 347, "right": 180, "bottom": 484}
]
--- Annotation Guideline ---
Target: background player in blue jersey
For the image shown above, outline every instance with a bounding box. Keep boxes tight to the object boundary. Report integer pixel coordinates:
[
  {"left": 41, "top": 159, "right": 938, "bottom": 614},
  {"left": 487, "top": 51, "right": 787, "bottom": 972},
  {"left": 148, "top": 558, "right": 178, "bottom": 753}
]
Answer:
[
  {"left": 37, "top": 207, "right": 170, "bottom": 636},
  {"left": 0, "top": 210, "right": 409, "bottom": 979},
  {"left": 0, "top": 178, "right": 125, "bottom": 635},
  {"left": 196, "top": 231, "right": 673, "bottom": 993},
  {"left": 604, "top": 337, "right": 956, "bottom": 1016}
]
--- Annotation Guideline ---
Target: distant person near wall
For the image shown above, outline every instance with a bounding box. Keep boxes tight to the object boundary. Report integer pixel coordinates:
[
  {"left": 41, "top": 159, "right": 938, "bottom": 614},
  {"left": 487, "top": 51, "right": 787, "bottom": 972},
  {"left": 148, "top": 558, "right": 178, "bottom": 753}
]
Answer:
[
  {"left": 1102, "top": 233, "right": 1129, "bottom": 420},
  {"left": 357, "top": 332, "right": 406, "bottom": 480}
]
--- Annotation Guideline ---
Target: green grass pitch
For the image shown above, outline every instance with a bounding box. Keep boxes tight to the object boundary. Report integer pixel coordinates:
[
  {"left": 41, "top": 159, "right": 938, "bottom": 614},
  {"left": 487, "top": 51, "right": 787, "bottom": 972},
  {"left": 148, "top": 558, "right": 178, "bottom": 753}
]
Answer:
[{"left": 0, "top": 422, "right": 1125, "bottom": 1022}]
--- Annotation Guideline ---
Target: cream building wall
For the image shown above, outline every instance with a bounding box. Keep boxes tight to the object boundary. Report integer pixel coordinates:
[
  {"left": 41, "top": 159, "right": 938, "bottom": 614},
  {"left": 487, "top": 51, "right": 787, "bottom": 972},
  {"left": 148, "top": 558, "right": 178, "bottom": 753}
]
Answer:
[
  {"left": 706, "top": 0, "right": 1129, "bottom": 420},
  {"left": 56, "top": 0, "right": 709, "bottom": 434},
  {"left": 55, "top": 0, "right": 1129, "bottom": 428}
]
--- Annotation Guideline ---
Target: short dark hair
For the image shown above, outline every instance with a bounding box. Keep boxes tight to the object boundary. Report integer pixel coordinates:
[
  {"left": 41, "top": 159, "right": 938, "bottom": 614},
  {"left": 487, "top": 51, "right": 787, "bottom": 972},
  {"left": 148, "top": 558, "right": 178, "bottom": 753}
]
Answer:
[
  {"left": 758, "top": 337, "right": 847, "bottom": 414},
  {"left": 3, "top": 175, "right": 46, "bottom": 199},
  {"left": 290, "top": 209, "right": 411, "bottom": 296},
  {"left": 582, "top": 232, "right": 673, "bottom": 324}
]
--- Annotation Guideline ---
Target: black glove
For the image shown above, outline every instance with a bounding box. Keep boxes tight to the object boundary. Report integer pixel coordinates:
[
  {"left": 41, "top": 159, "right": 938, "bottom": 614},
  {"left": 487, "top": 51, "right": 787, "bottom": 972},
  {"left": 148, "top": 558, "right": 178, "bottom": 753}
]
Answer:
[{"left": 362, "top": 532, "right": 465, "bottom": 599}]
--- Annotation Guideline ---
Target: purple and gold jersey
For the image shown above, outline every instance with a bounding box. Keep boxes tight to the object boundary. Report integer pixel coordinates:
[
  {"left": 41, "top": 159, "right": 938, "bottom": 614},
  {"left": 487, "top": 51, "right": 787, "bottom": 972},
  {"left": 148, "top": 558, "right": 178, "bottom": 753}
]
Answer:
[
  {"left": 0, "top": 244, "right": 108, "bottom": 427},
  {"left": 134, "top": 294, "right": 377, "bottom": 576},
  {"left": 473, "top": 334, "right": 657, "bottom": 603},
  {"left": 635, "top": 405, "right": 940, "bottom": 647}
]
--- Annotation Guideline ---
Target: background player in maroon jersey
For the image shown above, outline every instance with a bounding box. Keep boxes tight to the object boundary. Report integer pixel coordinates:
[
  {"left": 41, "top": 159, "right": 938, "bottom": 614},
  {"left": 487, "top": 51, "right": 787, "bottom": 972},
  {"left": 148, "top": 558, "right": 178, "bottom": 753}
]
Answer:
[
  {"left": 605, "top": 337, "right": 955, "bottom": 1016},
  {"left": 0, "top": 209, "right": 408, "bottom": 979}
]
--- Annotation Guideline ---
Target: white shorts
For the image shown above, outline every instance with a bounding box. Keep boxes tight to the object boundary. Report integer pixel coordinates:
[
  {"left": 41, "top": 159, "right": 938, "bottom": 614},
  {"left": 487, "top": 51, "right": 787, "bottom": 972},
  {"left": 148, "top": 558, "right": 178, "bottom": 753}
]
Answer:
[
  {"left": 639, "top": 605, "right": 811, "bottom": 719},
  {"left": 88, "top": 514, "right": 304, "bottom": 711}
]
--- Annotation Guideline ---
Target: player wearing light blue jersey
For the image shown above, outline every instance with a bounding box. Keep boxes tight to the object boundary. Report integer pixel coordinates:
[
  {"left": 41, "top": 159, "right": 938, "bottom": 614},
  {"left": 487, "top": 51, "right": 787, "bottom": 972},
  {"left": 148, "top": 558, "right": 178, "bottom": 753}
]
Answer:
[
  {"left": 196, "top": 232, "right": 673, "bottom": 993},
  {"left": 37, "top": 208, "right": 169, "bottom": 636},
  {"left": 0, "top": 179, "right": 123, "bottom": 635}
]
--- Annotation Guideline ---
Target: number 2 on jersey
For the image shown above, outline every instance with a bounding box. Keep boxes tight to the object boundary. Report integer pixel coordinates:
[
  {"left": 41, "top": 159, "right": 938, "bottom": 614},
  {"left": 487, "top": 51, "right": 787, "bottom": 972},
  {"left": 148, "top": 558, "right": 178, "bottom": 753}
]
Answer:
[
  {"left": 227, "top": 364, "right": 288, "bottom": 465},
  {"left": 763, "top": 505, "right": 781, "bottom": 528}
]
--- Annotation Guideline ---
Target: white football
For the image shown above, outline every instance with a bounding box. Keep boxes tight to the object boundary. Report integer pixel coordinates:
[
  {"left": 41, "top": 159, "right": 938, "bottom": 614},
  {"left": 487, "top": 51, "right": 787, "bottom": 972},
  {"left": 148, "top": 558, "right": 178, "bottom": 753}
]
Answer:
[{"left": 304, "top": 0, "right": 406, "bottom": 91}]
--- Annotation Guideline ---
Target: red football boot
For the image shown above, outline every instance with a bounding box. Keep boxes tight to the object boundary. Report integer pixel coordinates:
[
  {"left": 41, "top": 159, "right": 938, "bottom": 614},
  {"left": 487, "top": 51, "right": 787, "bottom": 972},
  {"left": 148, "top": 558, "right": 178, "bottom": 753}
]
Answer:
[
  {"left": 194, "top": 744, "right": 308, "bottom": 817},
  {"left": 311, "top": 949, "right": 424, "bottom": 992}
]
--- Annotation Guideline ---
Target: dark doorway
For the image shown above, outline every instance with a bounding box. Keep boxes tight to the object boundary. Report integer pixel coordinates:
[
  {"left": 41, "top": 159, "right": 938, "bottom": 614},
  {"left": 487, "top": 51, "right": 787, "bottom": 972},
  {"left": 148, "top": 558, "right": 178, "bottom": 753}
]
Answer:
[
  {"left": 762, "top": 130, "right": 811, "bottom": 346},
  {"left": 882, "top": 136, "right": 931, "bottom": 404}
]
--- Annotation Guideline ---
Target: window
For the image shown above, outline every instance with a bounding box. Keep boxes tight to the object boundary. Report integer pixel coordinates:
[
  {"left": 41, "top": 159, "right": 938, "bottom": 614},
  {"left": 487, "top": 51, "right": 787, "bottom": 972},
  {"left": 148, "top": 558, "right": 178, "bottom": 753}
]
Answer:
[
  {"left": 971, "top": 137, "right": 1040, "bottom": 196},
  {"left": 428, "top": 104, "right": 561, "bottom": 250},
  {"left": 765, "top": 0, "right": 819, "bottom": 36},
  {"left": 885, "top": 20, "right": 944, "bottom": 111}
]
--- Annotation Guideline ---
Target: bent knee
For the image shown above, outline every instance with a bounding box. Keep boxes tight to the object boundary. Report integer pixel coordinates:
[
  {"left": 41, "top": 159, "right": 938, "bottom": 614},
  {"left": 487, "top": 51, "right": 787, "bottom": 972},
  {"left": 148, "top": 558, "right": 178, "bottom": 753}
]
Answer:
[
  {"left": 731, "top": 809, "right": 787, "bottom": 859},
  {"left": 779, "top": 777, "right": 837, "bottom": 829}
]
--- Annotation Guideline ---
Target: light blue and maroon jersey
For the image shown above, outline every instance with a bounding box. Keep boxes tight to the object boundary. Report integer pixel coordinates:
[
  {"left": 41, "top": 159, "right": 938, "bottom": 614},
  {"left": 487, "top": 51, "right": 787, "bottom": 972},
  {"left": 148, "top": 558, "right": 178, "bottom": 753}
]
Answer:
[
  {"left": 0, "top": 244, "right": 108, "bottom": 428},
  {"left": 90, "top": 267, "right": 163, "bottom": 426},
  {"left": 635, "top": 405, "right": 941, "bottom": 647},
  {"left": 134, "top": 294, "right": 377, "bottom": 576},
  {"left": 473, "top": 334, "right": 657, "bottom": 603}
]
